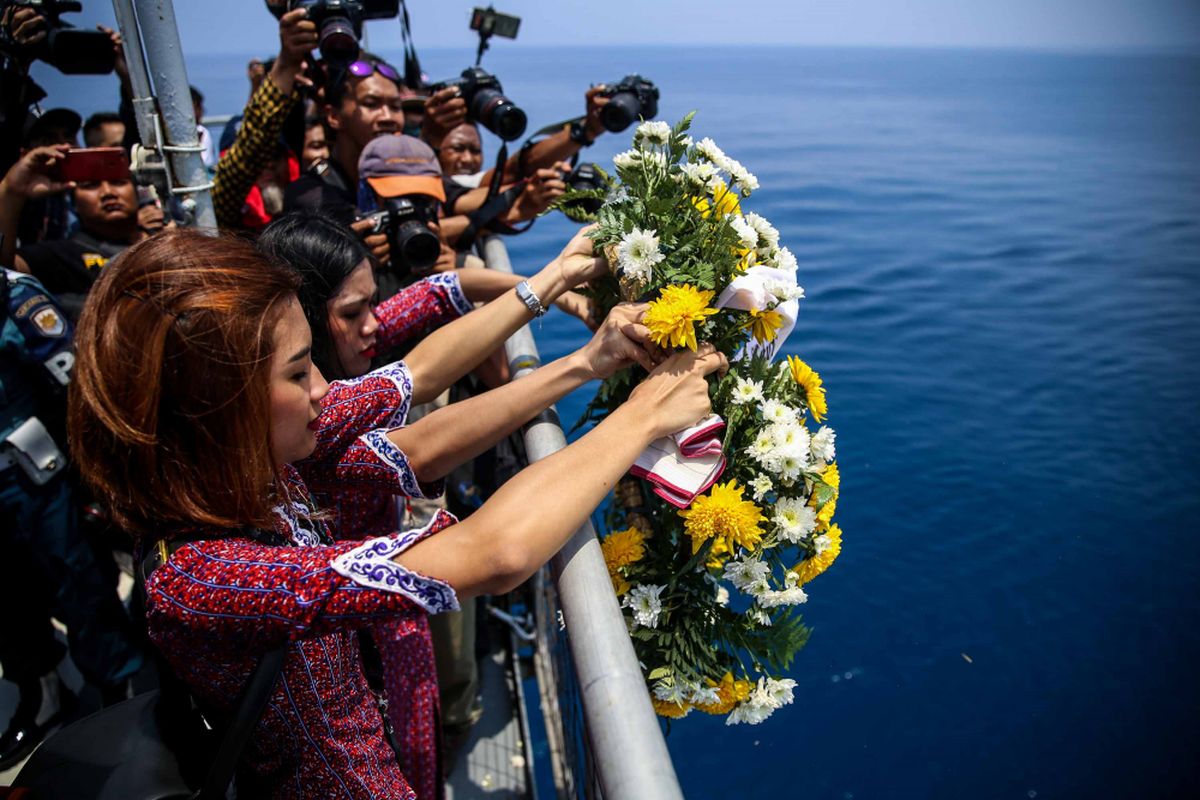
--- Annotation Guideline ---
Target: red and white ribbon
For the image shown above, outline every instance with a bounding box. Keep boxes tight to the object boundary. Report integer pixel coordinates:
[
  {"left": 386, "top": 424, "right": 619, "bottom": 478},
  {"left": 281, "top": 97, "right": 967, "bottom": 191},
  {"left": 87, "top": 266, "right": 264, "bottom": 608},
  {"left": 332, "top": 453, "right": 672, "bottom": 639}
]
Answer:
[{"left": 631, "top": 414, "right": 726, "bottom": 508}]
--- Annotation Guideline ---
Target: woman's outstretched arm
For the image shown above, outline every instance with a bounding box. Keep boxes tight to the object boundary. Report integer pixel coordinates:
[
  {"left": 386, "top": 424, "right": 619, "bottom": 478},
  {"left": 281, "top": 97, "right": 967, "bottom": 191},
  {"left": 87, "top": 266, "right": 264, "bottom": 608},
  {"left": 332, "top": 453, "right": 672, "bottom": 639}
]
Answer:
[
  {"left": 390, "top": 304, "right": 652, "bottom": 483},
  {"left": 403, "top": 226, "right": 605, "bottom": 405},
  {"left": 395, "top": 345, "right": 728, "bottom": 598}
]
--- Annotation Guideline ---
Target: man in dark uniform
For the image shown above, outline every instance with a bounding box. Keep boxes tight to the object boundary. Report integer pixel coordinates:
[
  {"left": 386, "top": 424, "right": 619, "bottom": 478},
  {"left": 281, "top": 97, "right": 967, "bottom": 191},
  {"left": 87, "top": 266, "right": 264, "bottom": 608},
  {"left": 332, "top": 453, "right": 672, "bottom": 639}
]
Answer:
[{"left": 0, "top": 268, "right": 143, "bottom": 770}]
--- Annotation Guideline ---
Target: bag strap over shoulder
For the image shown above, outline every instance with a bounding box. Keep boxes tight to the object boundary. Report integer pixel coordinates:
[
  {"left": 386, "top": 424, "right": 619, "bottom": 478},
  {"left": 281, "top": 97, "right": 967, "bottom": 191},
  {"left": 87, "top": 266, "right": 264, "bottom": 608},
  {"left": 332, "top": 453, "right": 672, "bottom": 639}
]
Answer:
[{"left": 141, "top": 537, "right": 287, "bottom": 800}]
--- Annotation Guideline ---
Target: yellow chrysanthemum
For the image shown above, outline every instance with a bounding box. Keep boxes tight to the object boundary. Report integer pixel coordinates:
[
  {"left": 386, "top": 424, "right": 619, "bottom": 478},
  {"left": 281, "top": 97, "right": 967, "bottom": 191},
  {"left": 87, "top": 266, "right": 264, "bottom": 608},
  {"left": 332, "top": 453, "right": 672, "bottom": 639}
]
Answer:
[
  {"left": 691, "top": 179, "right": 742, "bottom": 218},
  {"left": 693, "top": 672, "right": 753, "bottom": 716},
  {"left": 794, "top": 523, "right": 842, "bottom": 584},
  {"left": 810, "top": 462, "right": 840, "bottom": 530},
  {"left": 745, "top": 308, "right": 784, "bottom": 344},
  {"left": 678, "top": 480, "right": 766, "bottom": 568},
  {"left": 735, "top": 247, "right": 755, "bottom": 273},
  {"left": 601, "top": 527, "right": 646, "bottom": 597},
  {"left": 787, "top": 355, "right": 828, "bottom": 422},
  {"left": 644, "top": 284, "right": 719, "bottom": 351},
  {"left": 652, "top": 698, "right": 691, "bottom": 719},
  {"left": 601, "top": 527, "right": 646, "bottom": 570}
]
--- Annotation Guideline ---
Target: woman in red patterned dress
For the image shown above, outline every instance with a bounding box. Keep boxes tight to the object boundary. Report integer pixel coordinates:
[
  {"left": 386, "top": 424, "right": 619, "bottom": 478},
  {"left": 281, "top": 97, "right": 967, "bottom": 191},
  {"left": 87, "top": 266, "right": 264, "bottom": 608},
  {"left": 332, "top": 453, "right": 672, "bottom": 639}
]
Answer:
[
  {"left": 256, "top": 211, "right": 639, "bottom": 798},
  {"left": 67, "top": 229, "right": 724, "bottom": 799}
]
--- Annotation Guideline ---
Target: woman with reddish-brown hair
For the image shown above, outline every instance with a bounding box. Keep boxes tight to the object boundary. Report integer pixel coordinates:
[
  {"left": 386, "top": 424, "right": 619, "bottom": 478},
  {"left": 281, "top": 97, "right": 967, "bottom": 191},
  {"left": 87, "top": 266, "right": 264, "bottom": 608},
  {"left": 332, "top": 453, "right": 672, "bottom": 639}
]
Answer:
[{"left": 68, "top": 228, "right": 724, "bottom": 799}]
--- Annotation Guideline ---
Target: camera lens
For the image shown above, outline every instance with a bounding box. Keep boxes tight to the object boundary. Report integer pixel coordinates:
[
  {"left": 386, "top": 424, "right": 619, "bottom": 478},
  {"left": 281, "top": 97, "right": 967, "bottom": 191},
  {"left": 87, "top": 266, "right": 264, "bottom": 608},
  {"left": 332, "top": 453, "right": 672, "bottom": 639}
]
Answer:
[
  {"left": 600, "top": 92, "right": 641, "bottom": 133},
  {"left": 393, "top": 222, "right": 441, "bottom": 273},
  {"left": 472, "top": 89, "right": 527, "bottom": 141},
  {"left": 45, "top": 29, "right": 117, "bottom": 75},
  {"left": 318, "top": 17, "right": 360, "bottom": 65}
]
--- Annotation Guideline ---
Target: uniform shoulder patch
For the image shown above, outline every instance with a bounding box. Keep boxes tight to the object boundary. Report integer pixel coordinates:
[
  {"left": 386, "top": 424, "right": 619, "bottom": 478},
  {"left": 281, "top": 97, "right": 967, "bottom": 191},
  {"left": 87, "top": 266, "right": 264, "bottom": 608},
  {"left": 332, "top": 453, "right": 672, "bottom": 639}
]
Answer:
[{"left": 31, "top": 304, "right": 66, "bottom": 338}]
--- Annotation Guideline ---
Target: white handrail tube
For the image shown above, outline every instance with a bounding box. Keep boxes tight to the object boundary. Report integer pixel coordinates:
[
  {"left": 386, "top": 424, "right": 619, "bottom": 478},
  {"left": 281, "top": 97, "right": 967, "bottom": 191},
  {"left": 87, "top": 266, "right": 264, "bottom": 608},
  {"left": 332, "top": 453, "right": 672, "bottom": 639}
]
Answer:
[{"left": 482, "top": 235, "right": 684, "bottom": 800}]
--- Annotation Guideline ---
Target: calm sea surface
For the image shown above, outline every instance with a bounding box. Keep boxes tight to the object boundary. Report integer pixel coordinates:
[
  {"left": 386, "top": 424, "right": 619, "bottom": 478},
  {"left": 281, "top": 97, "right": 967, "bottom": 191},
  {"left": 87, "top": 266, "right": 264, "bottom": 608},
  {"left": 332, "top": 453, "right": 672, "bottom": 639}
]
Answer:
[{"left": 39, "top": 45, "right": 1200, "bottom": 798}]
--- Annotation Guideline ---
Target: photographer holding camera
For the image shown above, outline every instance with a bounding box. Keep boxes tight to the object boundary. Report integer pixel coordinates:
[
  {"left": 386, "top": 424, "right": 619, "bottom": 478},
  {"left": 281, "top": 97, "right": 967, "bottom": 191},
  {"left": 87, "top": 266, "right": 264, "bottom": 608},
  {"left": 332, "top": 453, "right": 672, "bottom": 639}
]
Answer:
[
  {"left": 0, "top": 145, "right": 172, "bottom": 320},
  {"left": 283, "top": 53, "right": 403, "bottom": 265},
  {"left": 209, "top": 5, "right": 317, "bottom": 230}
]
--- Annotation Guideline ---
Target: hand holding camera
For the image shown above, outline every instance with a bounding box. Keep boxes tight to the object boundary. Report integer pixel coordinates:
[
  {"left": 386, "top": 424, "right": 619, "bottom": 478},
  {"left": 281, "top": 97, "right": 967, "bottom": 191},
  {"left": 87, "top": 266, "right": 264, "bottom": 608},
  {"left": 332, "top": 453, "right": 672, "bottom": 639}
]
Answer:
[
  {"left": 430, "top": 67, "right": 526, "bottom": 142},
  {"left": 0, "top": 0, "right": 115, "bottom": 74},
  {"left": 350, "top": 214, "right": 392, "bottom": 266},
  {"left": 422, "top": 86, "right": 469, "bottom": 148},
  {"left": 0, "top": 144, "right": 74, "bottom": 202}
]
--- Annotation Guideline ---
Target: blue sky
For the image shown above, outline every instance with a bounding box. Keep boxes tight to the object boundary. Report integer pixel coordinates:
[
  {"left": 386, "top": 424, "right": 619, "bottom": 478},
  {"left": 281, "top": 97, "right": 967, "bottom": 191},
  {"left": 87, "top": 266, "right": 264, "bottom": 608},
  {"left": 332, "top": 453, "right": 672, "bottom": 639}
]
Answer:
[{"left": 54, "top": 0, "right": 1200, "bottom": 54}]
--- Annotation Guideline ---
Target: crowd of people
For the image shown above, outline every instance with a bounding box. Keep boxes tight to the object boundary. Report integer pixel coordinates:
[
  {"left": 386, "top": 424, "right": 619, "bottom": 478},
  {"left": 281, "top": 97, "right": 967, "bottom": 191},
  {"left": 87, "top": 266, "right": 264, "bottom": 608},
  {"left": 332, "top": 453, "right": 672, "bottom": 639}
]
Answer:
[{"left": 0, "top": 3, "right": 708, "bottom": 798}]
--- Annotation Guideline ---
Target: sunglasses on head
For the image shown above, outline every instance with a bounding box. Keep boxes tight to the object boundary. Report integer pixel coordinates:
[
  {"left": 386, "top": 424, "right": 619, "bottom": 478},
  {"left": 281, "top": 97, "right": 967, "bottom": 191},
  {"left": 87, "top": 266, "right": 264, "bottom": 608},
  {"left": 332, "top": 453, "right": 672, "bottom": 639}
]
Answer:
[{"left": 346, "top": 60, "right": 400, "bottom": 82}]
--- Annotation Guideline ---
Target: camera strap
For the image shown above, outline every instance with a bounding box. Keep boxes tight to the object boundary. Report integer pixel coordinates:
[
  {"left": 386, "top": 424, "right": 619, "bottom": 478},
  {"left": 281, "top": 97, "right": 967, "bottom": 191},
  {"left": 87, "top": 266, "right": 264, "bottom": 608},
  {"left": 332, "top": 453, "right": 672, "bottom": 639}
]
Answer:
[
  {"left": 397, "top": 1, "right": 423, "bottom": 91},
  {"left": 456, "top": 180, "right": 526, "bottom": 251}
]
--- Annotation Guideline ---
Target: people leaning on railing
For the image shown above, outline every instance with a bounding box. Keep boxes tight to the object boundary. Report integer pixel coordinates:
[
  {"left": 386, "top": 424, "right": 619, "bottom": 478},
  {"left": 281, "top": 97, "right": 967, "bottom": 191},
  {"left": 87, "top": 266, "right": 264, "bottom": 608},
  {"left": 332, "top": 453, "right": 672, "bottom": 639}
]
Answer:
[
  {"left": 256, "top": 211, "right": 642, "bottom": 798},
  {"left": 67, "top": 227, "right": 724, "bottom": 797}
]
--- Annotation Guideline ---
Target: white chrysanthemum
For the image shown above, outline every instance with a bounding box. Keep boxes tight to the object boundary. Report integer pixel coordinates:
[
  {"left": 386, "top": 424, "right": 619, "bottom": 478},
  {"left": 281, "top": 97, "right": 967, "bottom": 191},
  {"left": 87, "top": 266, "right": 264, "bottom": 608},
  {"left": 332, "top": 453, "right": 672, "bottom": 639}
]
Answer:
[
  {"left": 747, "top": 607, "right": 772, "bottom": 626},
  {"left": 778, "top": 454, "right": 805, "bottom": 483},
  {"left": 623, "top": 583, "right": 665, "bottom": 628},
  {"left": 811, "top": 425, "right": 837, "bottom": 463},
  {"left": 746, "top": 428, "right": 777, "bottom": 464},
  {"left": 773, "top": 246, "right": 798, "bottom": 275},
  {"left": 749, "top": 474, "right": 773, "bottom": 502},
  {"left": 725, "top": 157, "right": 759, "bottom": 192},
  {"left": 768, "top": 421, "right": 810, "bottom": 457},
  {"left": 722, "top": 557, "right": 771, "bottom": 595},
  {"left": 695, "top": 137, "right": 726, "bottom": 165},
  {"left": 729, "top": 215, "right": 759, "bottom": 250},
  {"left": 715, "top": 585, "right": 730, "bottom": 606},
  {"left": 679, "top": 161, "right": 716, "bottom": 186},
  {"left": 616, "top": 227, "right": 664, "bottom": 282},
  {"left": 731, "top": 376, "right": 765, "bottom": 405},
  {"left": 612, "top": 149, "right": 640, "bottom": 170},
  {"left": 653, "top": 677, "right": 688, "bottom": 704},
  {"left": 812, "top": 533, "right": 833, "bottom": 555},
  {"left": 679, "top": 135, "right": 694, "bottom": 148},
  {"left": 635, "top": 120, "right": 672, "bottom": 146},
  {"left": 764, "top": 677, "right": 797, "bottom": 707},
  {"left": 757, "top": 572, "right": 809, "bottom": 607},
  {"left": 690, "top": 685, "right": 721, "bottom": 706},
  {"left": 765, "top": 278, "right": 805, "bottom": 303},
  {"left": 773, "top": 497, "right": 817, "bottom": 542},
  {"left": 745, "top": 212, "right": 779, "bottom": 249},
  {"left": 761, "top": 399, "right": 799, "bottom": 425}
]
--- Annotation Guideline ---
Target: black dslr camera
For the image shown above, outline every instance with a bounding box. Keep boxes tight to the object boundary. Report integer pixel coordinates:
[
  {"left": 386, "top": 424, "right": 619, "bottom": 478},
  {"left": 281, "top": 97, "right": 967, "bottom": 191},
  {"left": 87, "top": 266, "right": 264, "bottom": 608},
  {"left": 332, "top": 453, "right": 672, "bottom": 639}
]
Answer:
[
  {"left": 282, "top": 0, "right": 399, "bottom": 65},
  {"left": 558, "top": 162, "right": 605, "bottom": 215},
  {"left": 598, "top": 74, "right": 659, "bottom": 133},
  {"left": 361, "top": 197, "right": 441, "bottom": 277},
  {"left": 0, "top": 0, "right": 114, "bottom": 74},
  {"left": 431, "top": 67, "right": 526, "bottom": 142}
]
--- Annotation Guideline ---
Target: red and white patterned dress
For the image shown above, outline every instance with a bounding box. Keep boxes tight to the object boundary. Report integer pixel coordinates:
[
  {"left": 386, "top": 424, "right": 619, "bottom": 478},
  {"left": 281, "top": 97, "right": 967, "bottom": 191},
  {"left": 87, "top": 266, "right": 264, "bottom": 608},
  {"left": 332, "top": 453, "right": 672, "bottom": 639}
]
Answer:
[
  {"left": 313, "top": 272, "right": 474, "bottom": 800},
  {"left": 146, "top": 360, "right": 460, "bottom": 799}
]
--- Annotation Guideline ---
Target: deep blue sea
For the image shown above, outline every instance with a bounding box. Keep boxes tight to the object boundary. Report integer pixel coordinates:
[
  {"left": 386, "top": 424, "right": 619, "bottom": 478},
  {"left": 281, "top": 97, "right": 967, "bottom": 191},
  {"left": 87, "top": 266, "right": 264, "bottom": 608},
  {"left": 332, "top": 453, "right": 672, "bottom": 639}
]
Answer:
[{"left": 38, "top": 45, "right": 1200, "bottom": 798}]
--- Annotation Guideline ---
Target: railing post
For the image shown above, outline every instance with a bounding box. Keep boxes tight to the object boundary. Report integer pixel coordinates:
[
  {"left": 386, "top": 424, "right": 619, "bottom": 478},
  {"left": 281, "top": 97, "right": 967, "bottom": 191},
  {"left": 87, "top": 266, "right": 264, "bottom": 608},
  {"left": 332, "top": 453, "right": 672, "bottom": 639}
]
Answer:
[
  {"left": 118, "top": 0, "right": 215, "bottom": 229},
  {"left": 481, "top": 236, "right": 684, "bottom": 800}
]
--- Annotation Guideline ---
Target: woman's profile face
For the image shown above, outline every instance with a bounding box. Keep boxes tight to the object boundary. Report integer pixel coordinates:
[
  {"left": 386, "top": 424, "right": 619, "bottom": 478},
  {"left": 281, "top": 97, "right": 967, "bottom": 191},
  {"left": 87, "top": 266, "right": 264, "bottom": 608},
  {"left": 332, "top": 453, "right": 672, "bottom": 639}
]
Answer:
[
  {"left": 270, "top": 296, "right": 330, "bottom": 464},
  {"left": 327, "top": 259, "right": 380, "bottom": 378}
]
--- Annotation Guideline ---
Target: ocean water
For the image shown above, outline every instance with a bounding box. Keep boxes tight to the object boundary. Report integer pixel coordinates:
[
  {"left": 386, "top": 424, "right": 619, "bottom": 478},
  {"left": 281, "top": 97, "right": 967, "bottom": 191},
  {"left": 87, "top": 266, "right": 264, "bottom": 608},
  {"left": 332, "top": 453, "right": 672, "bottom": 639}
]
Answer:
[{"left": 37, "top": 45, "right": 1200, "bottom": 798}]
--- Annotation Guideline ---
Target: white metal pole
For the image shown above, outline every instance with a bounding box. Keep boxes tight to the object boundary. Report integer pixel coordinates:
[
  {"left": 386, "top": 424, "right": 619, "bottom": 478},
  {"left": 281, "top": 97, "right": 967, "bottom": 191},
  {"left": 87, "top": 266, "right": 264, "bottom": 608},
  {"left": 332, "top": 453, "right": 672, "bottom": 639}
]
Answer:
[
  {"left": 482, "top": 236, "right": 685, "bottom": 800},
  {"left": 110, "top": 0, "right": 155, "bottom": 146},
  {"left": 128, "top": 0, "right": 215, "bottom": 229}
]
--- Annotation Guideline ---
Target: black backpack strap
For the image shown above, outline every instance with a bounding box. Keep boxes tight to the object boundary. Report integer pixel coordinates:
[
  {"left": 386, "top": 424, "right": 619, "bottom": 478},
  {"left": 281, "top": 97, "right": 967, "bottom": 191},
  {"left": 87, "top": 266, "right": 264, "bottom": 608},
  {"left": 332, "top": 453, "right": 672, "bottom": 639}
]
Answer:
[{"left": 141, "top": 538, "right": 287, "bottom": 800}]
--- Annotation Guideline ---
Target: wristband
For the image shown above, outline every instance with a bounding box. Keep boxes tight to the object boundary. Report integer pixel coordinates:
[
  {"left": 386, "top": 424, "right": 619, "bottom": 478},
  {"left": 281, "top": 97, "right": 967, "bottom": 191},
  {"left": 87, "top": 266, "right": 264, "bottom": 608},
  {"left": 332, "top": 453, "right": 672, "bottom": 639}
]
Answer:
[
  {"left": 515, "top": 280, "right": 547, "bottom": 317},
  {"left": 568, "top": 119, "right": 595, "bottom": 147}
]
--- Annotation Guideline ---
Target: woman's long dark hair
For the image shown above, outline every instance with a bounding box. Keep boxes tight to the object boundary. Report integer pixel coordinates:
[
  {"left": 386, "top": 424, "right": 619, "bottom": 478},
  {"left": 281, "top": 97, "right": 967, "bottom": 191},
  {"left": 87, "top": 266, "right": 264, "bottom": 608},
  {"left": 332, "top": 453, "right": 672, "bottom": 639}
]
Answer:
[{"left": 257, "top": 210, "right": 371, "bottom": 380}]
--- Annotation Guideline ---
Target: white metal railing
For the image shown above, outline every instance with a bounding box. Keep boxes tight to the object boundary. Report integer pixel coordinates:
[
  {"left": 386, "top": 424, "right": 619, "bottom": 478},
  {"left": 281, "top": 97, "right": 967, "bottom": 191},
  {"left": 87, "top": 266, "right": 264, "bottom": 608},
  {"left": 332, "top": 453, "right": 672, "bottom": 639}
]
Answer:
[{"left": 481, "top": 236, "right": 684, "bottom": 800}]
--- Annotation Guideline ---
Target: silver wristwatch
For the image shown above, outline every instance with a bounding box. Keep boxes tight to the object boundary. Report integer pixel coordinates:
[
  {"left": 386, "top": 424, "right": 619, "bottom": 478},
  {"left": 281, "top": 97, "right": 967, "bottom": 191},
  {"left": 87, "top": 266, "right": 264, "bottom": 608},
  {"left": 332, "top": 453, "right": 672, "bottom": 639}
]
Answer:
[{"left": 515, "top": 280, "right": 547, "bottom": 317}]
